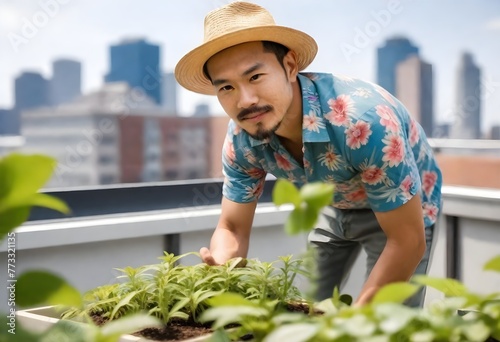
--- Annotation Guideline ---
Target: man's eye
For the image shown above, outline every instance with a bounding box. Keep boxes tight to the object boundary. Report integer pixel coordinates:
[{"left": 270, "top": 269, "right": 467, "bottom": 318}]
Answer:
[
  {"left": 250, "top": 74, "right": 261, "bottom": 81},
  {"left": 220, "top": 85, "right": 233, "bottom": 92}
]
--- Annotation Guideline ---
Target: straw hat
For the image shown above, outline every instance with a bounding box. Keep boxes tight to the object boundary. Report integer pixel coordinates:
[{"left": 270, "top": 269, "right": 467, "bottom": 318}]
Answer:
[{"left": 174, "top": 1, "right": 318, "bottom": 95}]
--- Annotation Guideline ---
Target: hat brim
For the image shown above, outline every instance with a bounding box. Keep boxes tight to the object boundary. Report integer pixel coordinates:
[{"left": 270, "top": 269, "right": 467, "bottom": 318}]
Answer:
[{"left": 175, "top": 26, "right": 318, "bottom": 95}]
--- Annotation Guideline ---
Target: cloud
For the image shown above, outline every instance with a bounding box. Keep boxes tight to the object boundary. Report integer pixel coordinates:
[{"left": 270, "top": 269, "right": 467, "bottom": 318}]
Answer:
[{"left": 484, "top": 18, "right": 500, "bottom": 30}]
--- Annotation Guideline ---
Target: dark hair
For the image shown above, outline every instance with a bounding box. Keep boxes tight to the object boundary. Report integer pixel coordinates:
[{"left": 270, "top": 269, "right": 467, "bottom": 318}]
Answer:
[
  {"left": 202, "top": 41, "right": 290, "bottom": 82},
  {"left": 262, "top": 41, "right": 290, "bottom": 70}
]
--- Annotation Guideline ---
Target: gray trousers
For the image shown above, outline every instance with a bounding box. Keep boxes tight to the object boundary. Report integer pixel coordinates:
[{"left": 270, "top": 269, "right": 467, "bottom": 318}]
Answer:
[{"left": 307, "top": 206, "right": 435, "bottom": 307}]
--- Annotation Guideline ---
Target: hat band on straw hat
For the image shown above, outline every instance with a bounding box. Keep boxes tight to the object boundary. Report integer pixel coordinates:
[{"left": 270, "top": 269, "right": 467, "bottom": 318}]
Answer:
[{"left": 175, "top": 1, "right": 318, "bottom": 95}]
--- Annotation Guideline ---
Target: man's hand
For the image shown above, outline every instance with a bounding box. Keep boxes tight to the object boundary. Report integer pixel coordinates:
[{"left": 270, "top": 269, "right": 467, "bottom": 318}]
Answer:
[
  {"left": 200, "top": 247, "right": 248, "bottom": 267},
  {"left": 199, "top": 247, "right": 230, "bottom": 266},
  {"left": 199, "top": 247, "right": 219, "bottom": 265}
]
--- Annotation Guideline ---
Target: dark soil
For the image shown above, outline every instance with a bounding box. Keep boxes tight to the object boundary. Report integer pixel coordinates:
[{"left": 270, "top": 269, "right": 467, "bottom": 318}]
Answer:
[
  {"left": 92, "top": 314, "right": 213, "bottom": 341},
  {"left": 91, "top": 302, "right": 318, "bottom": 341},
  {"left": 137, "top": 320, "right": 213, "bottom": 341}
]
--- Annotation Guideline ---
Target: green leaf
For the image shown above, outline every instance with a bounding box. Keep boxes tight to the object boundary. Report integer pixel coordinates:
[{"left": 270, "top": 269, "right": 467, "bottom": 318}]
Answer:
[
  {"left": 0, "top": 154, "right": 57, "bottom": 211},
  {"left": 411, "top": 275, "right": 467, "bottom": 297},
  {"left": 199, "top": 306, "right": 268, "bottom": 328},
  {"left": 206, "top": 293, "right": 258, "bottom": 308},
  {"left": 271, "top": 313, "right": 308, "bottom": 325},
  {"left": 100, "top": 313, "right": 162, "bottom": 338},
  {"left": 226, "top": 257, "right": 247, "bottom": 270},
  {"left": 262, "top": 323, "right": 320, "bottom": 342},
  {"left": 29, "top": 193, "right": 70, "bottom": 214},
  {"left": 209, "top": 329, "right": 231, "bottom": 342},
  {"left": 0, "top": 153, "right": 70, "bottom": 239},
  {"left": 169, "top": 297, "right": 190, "bottom": 314},
  {"left": 330, "top": 287, "right": 352, "bottom": 309},
  {"left": 484, "top": 255, "right": 500, "bottom": 272},
  {"left": 0, "top": 206, "right": 31, "bottom": 239},
  {"left": 16, "top": 271, "right": 82, "bottom": 308},
  {"left": 299, "top": 182, "right": 334, "bottom": 210},
  {"left": 302, "top": 205, "right": 320, "bottom": 232},
  {"left": 340, "top": 294, "right": 353, "bottom": 306},
  {"left": 375, "top": 304, "right": 418, "bottom": 334},
  {"left": 273, "top": 179, "right": 301, "bottom": 206},
  {"left": 341, "top": 314, "right": 376, "bottom": 337},
  {"left": 285, "top": 207, "right": 305, "bottom": 235},
  {"left": 410, "top": 330, "right": 435, "bottom": 342},
  {"left": 371, "top": 282, "right": 421, "bottom": 304},
  {"left": 314, "top": 298, "right": 339, "bottom": 315},
  {"left": 41, "top": 319, "right": 95, "bottom": 342},
  {"left": 0, "top": 194, "right": 70, "bottom": 240},
  {"left": 331, "top": 286, "right": 341, "bottom": 306},
  {"left": 462, "top": 321, "right": 491, "bottom": 342},
  {"left": 362, "top": 336, "right": 391, "bottom": 342},
  {"left": 462, "top": 292, "right": 484, "bottom": 307},
  {"left": 196, "top": 290, "right": 224, "bottom": 305},
  {"left": 285, "top": 206, "right": 320, "bottom": 235},
  {"left": 110, "top": 291, "right": 141, "bottom": 320}
]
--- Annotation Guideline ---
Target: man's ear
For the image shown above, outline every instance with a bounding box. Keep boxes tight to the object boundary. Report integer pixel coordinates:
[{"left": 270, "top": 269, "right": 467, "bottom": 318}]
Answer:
[{"left": 283, "top": 50, "right": 299, "bottom": 81}]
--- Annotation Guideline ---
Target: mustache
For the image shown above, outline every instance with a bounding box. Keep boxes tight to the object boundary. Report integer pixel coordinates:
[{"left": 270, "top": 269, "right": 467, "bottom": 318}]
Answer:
[{"left": 237, "top": 105, "right": 273, "bottom": 121}]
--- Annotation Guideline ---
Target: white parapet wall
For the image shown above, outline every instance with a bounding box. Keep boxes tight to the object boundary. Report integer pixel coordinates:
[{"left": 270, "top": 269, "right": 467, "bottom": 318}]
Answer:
[{"left": 0, "top": 203, "right": 300, "bottom": 312}]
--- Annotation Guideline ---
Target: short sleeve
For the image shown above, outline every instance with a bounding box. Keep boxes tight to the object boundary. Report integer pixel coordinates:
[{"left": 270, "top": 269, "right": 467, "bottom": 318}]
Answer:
[
  {"left": 346, "top": 104, "right": 422, "bottom": 212},
  {"left": 221, "top": 126, "right": 267, "bottom": 203}
]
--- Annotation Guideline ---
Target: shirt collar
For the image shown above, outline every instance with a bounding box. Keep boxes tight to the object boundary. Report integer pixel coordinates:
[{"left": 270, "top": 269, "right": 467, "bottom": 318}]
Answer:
[
  {"left": 248, "top": 73, "right": 330, "bottom": 147},
  {"left": 298, "top": 73, "right": 330, "bottom": 143}
]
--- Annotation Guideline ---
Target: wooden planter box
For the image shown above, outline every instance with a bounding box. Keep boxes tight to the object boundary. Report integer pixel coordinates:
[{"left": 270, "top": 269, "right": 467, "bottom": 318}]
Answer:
[{"left": 16, "top": 306, "right": 214, "bottom": 342}]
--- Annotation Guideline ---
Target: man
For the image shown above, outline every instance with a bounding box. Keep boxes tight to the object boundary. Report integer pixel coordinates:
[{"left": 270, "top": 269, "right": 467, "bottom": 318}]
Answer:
[{"left": 174, "top": 1, "right": 442, "bottom": 307}]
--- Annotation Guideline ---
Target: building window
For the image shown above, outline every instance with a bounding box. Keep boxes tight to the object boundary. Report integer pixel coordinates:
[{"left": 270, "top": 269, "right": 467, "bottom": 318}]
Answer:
[
  {"left": 99, "top": 175, "right": 115, "bottom": 184},
  {"left": 164, "top": 170, "right": 178, "bottom": 179},
  {"left": 102, "top": 136, "right": 115, "bottom": 145},
  {"left": 187, "top": 171, "right": 201, "bottom": 179},
  {"left": 99, "top": 155, "right": 115, "bottom": 164}
]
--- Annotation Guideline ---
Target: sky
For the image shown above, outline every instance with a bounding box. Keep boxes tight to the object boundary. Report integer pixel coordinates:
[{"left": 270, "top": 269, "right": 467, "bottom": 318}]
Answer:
[{"left": 1, "top": 0, "right": 499, "bottom": 133}]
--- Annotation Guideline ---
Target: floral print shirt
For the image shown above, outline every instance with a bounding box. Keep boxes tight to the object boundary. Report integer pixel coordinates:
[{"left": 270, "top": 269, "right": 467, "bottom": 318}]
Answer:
[{"left": 222, "top": 73, "right": 442, "bottom": 227}]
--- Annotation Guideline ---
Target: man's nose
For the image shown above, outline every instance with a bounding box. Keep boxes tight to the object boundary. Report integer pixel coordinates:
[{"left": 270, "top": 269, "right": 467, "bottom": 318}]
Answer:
[{"left": 237, "top": 87, "right": 258, "bottom": 109}]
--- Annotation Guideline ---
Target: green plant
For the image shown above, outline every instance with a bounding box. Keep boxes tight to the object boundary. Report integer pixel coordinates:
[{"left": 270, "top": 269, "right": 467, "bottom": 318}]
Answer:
[
  {"left": 63, "top": 253, "right": 306, "bottom": 331},
  {"left": 0, "top": 153, "right": 161, "bottom": 342},
  {"left": 200, "top": 293, "right": 282, "bottom": 341},
  {"left": 199, "top": 257, "right": 500, "bottom": 341},
  {"left": 199, "top": 179, "right": 500, "bottom": 341}
]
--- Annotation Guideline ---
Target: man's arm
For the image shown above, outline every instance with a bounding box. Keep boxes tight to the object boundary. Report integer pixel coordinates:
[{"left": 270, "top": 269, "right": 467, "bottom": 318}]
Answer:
[
  {"left": 355, "top": 194, "right": 426, "bottom": 305},
  {"left": 200, "top": 196, "right": 258, "bottom": 265}
]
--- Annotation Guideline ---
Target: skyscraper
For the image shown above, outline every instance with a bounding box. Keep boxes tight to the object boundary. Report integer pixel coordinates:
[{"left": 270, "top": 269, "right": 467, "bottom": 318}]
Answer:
[
  {"left": 50, "top": 59, "right": 82, "bottom": 106},
  {"left": 0, "top": 109, "right": 19, "bottom": 135},
  {"left": 162, "top": 72, "right": 178, "bottom": 115},
  {"left": 450, "top": 52, "right": 482, "bottom": 139},
  {"left": 396, "top": 55, "right": 434, "bottom": 137},
  {"left": 14, "top": 72, "right": 50, "bottom": 111},
  {"left": 377, "top": 37, "right": 419, "bottom": 95},
  {"left": 105, "top": 38, "right": 162, "bottom": 104},
  {"left": 490, "top": 125, "right": 500, "bottom": 140}
]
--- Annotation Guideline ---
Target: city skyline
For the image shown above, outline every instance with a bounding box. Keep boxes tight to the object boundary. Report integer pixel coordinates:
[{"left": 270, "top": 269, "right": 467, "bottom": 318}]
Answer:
[
  {"left": 1, "top": 0, "right": 499, "bottom": 133},
  {"left": 105, "top": 38, "right": 162, "bottom": 104},
  {"left": 451, "top": 52, "right": 482, "bottom": 139}
]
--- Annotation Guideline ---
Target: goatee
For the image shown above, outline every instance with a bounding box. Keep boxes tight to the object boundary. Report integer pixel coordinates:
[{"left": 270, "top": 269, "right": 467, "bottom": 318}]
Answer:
[{"left": 248, "top": 120, "right": 282, "bottom": 140}]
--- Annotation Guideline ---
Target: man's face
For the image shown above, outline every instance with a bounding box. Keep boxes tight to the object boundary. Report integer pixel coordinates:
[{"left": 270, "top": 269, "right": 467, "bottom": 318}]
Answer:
[{"left": 205, "top": 41, "right": 297, "bottom": 140}]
